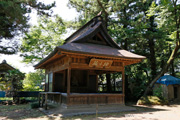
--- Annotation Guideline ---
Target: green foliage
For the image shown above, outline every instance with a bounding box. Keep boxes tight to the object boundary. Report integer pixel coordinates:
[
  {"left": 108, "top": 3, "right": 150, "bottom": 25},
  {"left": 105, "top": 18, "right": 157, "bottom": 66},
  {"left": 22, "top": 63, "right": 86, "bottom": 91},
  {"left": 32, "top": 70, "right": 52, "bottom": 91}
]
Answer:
[
  {"left": 0, "top": 70, "right": 25, "bottom": 92},
  {"left": 137, "top": 96, "right": 169, "bottom": 105},
  {"left": 30, "top": 102, "right": 39, "bottom": 109},
  {"left": 23, "top": 70, "right": 44, "bottom": 91},
  {"left": 0, "top": 0, "right": 55, "bottom": 54},
  {"left": 68, "top": 0, "right": 180, "bottom": 100},
  {"left": 153, "top": 85, "right": 163, "bottom": 99},
  {"left": 20, "top": 15, "right": 67, "bottom": 64}
]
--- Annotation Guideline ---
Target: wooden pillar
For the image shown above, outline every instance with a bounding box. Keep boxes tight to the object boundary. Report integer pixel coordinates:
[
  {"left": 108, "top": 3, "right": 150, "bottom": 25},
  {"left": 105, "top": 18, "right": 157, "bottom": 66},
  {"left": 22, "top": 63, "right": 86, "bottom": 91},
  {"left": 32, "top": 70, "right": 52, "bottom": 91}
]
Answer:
[
  {"left": 122, "top": 66, "right": 125, "bottom": 104},
  {"left": 67, "top": 67, "right": 71, "bottom": 96},
  {"left": 38, "top": 93, "right": 41, "bottom": 107},
  {"left": 106, "top": 74, "right": 112, "bottom": 92},
  {"left": 45, "top": 93, "right": 48, "bottom": 110},
  {"left": 96, "top": 75, "right": 98, "bottom": 92}
]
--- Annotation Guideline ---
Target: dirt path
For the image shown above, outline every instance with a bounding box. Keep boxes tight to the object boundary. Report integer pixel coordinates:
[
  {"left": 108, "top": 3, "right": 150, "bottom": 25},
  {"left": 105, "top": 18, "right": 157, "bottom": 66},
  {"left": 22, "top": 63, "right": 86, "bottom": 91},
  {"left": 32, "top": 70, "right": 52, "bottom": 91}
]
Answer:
[
  {"left": 97, "top": 104, "right": 180, "bottom": 120},
  {"left": 0, "top": 104, "right": 180, "bottom": 120}
]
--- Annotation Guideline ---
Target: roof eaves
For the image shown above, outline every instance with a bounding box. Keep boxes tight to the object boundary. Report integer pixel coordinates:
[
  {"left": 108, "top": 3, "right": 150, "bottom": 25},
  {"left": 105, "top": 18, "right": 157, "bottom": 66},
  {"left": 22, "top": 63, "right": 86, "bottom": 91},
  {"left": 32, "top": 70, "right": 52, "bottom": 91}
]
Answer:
[
  {"left": 57, "top": 47, "right": 146, "bottom": 60},
  {"left": 34, "top": 48, "right": 59, "bottom": 68},
  {"left": 0, "top": 63, "right": 15, "bottom": 70}
]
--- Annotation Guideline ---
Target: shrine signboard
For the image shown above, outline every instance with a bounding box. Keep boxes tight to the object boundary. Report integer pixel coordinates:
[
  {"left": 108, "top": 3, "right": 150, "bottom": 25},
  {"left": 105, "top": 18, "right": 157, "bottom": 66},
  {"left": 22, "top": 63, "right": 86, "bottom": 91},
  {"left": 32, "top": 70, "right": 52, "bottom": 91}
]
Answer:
[{"left": 89, "top": 59, "right": 113, "bottom": 68}]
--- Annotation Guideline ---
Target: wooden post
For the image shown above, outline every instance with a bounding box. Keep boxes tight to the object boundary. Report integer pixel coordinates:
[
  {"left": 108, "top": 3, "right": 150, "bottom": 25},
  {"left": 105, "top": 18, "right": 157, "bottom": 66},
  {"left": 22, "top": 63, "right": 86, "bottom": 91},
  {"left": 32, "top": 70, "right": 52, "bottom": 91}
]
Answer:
[
  {"left": 42, "top": 94, "right": 44, "bottom": 107},
  {"left": 38, "top": 93, "right": 41, "bottom": 107},
  {"left": 45, "top": 93, "right": 48, "bottom": 110},
  {"left": 96, "top": 75, "right": 98, "bottom": 92},
  {"left": 106, "top": 74, "right": 112, "bottom": 92},
  {"left": 122, "top": 65, "right": 125, "bottom": 104},
  {"left": 67, "top": 68, "right": 71, "bottom": 96},
  {"left": 59, "top": 94, "right": 62, "bottom": 104}
]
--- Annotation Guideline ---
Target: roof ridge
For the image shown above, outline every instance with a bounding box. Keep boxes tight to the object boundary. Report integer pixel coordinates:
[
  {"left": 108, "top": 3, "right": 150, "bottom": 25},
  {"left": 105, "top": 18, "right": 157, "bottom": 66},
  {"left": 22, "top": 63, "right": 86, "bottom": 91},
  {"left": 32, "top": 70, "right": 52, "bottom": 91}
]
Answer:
[{"left": 65, "top": 15, "right": 103, "bottom": 44}]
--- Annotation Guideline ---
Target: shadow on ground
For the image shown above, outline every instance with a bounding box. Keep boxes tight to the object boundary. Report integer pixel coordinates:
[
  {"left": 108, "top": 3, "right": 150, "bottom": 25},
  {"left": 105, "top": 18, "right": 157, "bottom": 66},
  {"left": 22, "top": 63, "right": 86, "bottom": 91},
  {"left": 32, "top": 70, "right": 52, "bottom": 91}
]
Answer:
[
  {"left": 0, "top": 104, "right": 46, "bottom": 120},
  {"left": 39, "top": 103, "right": 173, "bottom": 120}
]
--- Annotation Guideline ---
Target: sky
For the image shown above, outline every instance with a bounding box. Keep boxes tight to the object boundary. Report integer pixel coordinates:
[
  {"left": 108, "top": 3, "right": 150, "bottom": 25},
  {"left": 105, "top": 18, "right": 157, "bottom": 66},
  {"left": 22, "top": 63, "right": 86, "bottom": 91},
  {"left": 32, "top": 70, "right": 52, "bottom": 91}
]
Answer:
[{"left": 0, "top": 0, "right": 78, "bottom": 73}]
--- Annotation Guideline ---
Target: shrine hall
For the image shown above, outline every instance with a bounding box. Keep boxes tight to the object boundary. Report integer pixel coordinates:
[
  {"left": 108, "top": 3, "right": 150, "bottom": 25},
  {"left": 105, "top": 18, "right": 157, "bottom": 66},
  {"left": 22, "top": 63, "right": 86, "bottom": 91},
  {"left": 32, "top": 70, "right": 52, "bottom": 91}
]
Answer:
[{"left": 35, "top": 14, "right": 145, "bottom": 109}]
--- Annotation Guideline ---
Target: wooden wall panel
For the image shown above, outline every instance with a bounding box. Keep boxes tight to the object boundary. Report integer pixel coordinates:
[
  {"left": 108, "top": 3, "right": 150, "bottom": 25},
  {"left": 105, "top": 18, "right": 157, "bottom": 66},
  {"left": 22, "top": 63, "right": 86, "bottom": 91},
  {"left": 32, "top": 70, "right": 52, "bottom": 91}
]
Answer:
[{"left": 68, "top": 94, "right": 124, "bottom": 105}]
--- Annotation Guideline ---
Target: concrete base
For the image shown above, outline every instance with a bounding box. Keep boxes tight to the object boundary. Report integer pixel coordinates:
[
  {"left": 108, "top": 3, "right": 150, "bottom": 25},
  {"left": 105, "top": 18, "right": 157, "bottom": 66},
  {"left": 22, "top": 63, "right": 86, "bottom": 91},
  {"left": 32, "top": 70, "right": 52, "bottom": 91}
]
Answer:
[{"left": 39, "top": 104, "right": 136, "bottom": 118}]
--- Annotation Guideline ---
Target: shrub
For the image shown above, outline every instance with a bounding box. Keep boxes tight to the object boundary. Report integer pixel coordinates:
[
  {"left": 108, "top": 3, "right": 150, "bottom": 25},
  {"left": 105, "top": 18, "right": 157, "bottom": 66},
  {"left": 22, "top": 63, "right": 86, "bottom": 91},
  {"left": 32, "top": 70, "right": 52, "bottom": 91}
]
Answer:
[
  {"left": 153, "top": 85, "right": 163, "bottom": 99},
  {"left": 137, "top": 96, "right": 169, "bottom": 105},
  {"left": 30, "top": 102, "right": 39, "bottom": 109}
]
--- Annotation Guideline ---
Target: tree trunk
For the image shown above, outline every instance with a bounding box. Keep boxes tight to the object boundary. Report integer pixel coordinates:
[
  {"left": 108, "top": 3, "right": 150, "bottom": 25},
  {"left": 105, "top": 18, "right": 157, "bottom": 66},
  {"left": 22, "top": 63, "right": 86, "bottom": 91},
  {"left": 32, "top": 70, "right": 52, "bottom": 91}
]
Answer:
[
  {"left": 169, "top": 44, "right": 175, "bottom": 76},
  {"left": 106, "top": 74, "right": 112, "bottom": 92},
  {"left": 171, "top": 60, "right": 175, "bottom": 76},
  {"left": 143, "top": 42, "right": 180, "bottom": 96},
  {"left": 148, "top": 16, "right": 157, "bottom": 79}
]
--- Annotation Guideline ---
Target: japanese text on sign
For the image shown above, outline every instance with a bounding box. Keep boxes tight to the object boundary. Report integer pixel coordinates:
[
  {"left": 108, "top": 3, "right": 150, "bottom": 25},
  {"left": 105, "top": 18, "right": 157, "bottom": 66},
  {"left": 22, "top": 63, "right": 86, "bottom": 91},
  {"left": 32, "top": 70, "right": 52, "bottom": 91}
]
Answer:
[{"left": 89, "top": 59, "right": 113, "bottom": 68}]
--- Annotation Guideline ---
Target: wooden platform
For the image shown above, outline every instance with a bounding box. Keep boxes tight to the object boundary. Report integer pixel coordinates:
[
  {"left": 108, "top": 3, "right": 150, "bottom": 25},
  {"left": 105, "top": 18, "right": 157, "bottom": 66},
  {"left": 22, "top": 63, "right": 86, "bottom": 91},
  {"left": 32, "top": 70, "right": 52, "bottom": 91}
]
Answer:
[{"left": 38, "top": 92, "right": 124, "bottom": 110}]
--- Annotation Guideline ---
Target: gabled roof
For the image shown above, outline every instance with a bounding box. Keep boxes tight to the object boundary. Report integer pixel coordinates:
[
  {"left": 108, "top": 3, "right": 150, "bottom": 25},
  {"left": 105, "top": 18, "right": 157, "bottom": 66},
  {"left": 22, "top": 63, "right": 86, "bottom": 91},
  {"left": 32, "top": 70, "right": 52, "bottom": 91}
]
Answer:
[
  {"left": 35, "top": 15, "right": 146, "bottom": 68},
  {"left": 0, "top": 60, "right": 15, "bottom": 72},
  {"left": 57, "top": 43, "right": 145, "bottom": 59},
  {"left": 65, "top": 15, "right": 120, "bottom": 49}
]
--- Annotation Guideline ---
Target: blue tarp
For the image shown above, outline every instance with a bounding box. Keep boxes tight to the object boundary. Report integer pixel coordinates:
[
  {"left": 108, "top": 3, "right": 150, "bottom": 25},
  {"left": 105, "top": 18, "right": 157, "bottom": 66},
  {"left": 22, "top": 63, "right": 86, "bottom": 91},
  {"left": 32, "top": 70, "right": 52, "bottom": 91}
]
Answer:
[
  {"left": 156, "top": 75, "right": 180, "bottom": 86},
  {"left": 0, "top": 91, "right": 5, "bottom": 97}
]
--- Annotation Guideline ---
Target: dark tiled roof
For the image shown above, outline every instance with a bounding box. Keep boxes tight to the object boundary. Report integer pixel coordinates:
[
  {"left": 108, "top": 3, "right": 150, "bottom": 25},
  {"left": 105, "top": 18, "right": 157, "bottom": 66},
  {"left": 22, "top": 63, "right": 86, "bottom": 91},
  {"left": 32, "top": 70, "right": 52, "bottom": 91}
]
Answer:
[
  {"left": 58, "top": 43, "right": 145, "bottom": 59},
  {"left": 35, "top": 15, "right": 145, "bottom": 68},
  {"left": 0, "top": 60, "right": 15, "bottom": 71},
  {"left": 65, "top": 15, "right": 120, "bottom": 49}
]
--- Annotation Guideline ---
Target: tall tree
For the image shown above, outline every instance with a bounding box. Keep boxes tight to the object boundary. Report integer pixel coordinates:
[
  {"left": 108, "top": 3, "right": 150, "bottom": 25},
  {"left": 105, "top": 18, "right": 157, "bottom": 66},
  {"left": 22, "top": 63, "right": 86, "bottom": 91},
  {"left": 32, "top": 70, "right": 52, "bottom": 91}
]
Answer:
[
  {"left": 20, "top": 15, "right": 66, "bottom": 64},
  {"left": 0, "top": 69, "right": 25, "bottom": 103},
  {"left": 68, "top": 0, "right": 168, "bottom": 100},
  {"left": 144, "top": 0, "right": 180, "bottom": 95},
  {"left": 0, "top": 0, "right": 55, "bottom": 54},
  {"left": 23, "top": 70, "right": 44, "bottom": 91}
]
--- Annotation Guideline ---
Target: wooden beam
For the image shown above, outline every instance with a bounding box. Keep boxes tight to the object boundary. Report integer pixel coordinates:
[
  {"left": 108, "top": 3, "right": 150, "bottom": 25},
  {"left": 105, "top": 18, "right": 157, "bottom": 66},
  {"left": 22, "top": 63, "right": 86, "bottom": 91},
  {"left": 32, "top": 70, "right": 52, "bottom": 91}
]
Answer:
[
  {"left": 46, "top": 64, "right": 69, "bottom": 73},
  {"left": 71, "top": 63, "right": 123, "bottom": 72},
  {"left": 61, "top": 51, "right": 143, "bottom": 64}
]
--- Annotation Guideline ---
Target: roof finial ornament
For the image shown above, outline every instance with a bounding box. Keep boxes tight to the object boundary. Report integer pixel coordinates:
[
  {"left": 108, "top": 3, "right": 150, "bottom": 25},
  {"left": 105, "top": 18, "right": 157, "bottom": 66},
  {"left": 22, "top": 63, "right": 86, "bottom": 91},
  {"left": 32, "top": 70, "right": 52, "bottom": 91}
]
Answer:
[{"left": 2, "top": 60, "right": 7, "bottom": 63}]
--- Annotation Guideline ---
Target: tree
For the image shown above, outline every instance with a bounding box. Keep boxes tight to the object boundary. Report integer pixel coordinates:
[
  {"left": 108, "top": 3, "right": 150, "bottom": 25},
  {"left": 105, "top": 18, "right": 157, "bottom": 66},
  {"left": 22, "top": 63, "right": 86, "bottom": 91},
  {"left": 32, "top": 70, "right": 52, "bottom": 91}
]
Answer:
[
  {"left": 23, "top": 70, "right": 44, "bottom": 91},
  {"left": 0, "top": 69, "right": 25, "bottom": 103},
  {"left": 68, "top": 0, "right": 168, "bottom": 100},
  {"left": 20, "top": 15, "right": 66, "bottom": 64},
  {"left": 0, "top": 0, "right": 55, "bottom": 54},
  {"left": 144, "top": 0, "right": 180, "bottom": 95}
]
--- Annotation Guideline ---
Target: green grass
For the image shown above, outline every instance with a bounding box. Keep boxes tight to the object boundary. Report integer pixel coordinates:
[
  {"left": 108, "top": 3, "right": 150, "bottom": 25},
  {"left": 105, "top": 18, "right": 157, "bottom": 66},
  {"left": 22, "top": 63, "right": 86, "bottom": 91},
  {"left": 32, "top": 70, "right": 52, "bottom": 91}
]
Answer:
[
  {"left": 0, "top": 97, "right": 13, "bottom": 101},
  {"left": 0, "top": 104, "right": 45, "bottom": 120}
]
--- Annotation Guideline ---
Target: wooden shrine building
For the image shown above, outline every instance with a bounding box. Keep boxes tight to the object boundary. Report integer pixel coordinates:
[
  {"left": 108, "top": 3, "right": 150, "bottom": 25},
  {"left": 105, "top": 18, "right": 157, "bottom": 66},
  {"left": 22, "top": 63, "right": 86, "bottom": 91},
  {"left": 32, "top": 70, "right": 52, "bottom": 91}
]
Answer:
[
  {"left": 0, "top": 60, "right": 15, "bottom": 79},
  {"left": 35, "top": 15, "right": 145, "bottom": 108}
]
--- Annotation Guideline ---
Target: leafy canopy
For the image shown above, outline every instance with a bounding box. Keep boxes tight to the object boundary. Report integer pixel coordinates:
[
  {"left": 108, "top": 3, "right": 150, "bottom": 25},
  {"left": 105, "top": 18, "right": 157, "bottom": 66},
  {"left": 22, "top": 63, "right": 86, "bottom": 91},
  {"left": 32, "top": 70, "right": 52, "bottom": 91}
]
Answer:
[
  {"left": 20, "top": 15, "right": 67, "bottom": 64},
  {"left": 23, "top": 70, "right": 44, "bottom": 91},
  {"left": 0, "top": 69, "right": 25, "bottom": 92},
  {"left": 0, "top": 0, "right": 55, "bottom": 54}
]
